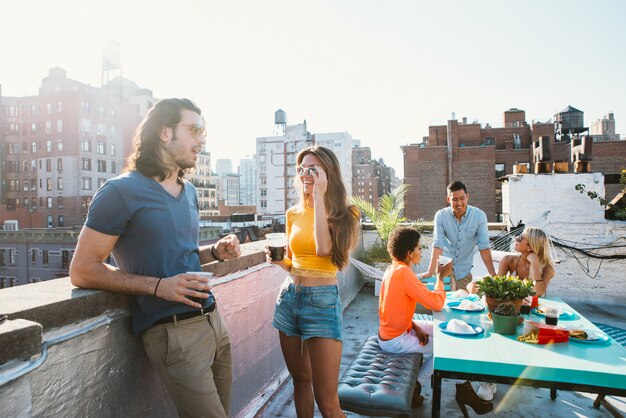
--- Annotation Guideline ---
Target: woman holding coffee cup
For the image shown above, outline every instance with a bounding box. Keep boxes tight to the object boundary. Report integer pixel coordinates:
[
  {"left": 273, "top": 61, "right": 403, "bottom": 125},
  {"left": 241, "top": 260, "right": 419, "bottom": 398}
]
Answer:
[
  {"left": 265, "top": 145, "right": 359, "bottom": 418},
  {"left": 498, "top": 226, "right": 555, "bottom": 297}
]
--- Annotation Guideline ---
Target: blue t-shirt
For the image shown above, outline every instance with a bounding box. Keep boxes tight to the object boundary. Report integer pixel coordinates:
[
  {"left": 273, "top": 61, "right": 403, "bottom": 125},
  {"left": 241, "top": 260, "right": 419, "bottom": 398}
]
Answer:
[
  {"left": 432, "top": 205, "right": 490, "bottom": 279},
  {"left": 86, "top": 170, "right": 213, "bottom": 335}
]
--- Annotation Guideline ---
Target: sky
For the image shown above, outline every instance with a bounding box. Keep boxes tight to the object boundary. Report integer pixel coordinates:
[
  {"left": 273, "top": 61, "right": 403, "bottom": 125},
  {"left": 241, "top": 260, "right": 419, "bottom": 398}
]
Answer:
[{"left": 1, "top": 0, "right": 625, "bottom": 177}]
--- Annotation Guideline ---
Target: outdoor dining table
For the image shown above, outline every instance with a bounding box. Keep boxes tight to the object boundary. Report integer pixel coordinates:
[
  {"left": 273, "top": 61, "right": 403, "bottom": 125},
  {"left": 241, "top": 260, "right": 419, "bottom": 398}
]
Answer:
[{"left": 431, "top": 295, "right": 626, "bottom": 418}]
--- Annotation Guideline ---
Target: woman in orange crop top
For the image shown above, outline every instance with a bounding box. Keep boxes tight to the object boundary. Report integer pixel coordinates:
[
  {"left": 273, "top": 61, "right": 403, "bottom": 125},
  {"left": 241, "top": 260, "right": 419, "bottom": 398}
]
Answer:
[{"left": 266, "top": 145, "right": 359, "bottom": 418}]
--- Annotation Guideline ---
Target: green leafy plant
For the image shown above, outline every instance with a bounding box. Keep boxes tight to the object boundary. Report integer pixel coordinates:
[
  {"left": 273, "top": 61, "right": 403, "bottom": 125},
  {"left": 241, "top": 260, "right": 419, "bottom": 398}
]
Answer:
[
  {"left": 357, "top": 241, "right": 391, "bottom": 264},
  {"left": 493, "top": 302, "right": 518, "bottom": 317},
  {"left": 476, "top": 275, "right": 535, "bottom": 300},
  {"left": 575, "top": 169, "right": 626, "bottom": 220},
  {"left": 351, "top": 184, "right": 421, "bottom": 245}
]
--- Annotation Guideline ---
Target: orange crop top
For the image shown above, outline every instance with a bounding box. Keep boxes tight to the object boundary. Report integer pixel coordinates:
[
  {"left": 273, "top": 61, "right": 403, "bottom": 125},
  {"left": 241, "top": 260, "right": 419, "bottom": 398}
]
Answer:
[{"left": 286, "top": 205, "right": 337, "bottom": 276}]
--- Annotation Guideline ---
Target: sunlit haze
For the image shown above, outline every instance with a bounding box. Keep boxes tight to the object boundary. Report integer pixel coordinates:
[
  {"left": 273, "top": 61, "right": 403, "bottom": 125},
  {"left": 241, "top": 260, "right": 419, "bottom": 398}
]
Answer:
[{"left": 1, "top": 0, "right": 625, "bottom": 177}]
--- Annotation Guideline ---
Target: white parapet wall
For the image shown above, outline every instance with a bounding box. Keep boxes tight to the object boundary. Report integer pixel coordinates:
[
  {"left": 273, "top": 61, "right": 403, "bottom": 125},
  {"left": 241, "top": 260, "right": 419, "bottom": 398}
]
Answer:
[{"left": 502, "top": 172, "right": 626, "bottom": 247}]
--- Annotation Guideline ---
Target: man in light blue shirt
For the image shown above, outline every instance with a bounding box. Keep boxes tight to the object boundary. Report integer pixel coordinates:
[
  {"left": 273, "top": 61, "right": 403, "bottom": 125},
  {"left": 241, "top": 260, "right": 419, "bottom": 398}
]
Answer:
[{"left": 421, "top": 181, "right": 496, "bottom": 291}]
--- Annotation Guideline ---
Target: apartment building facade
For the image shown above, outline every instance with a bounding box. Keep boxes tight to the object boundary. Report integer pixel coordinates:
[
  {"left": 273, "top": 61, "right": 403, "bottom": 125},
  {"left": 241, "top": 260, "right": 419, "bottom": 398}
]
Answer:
[
  {"left": 402, "top": 107, "right": 626, "bottom": 223},
  {"left": 0, "top": 67, "right": 156, "bottom": 228},
  {"left": 352, "top": 146, "right": 393, "bottom": 209}
]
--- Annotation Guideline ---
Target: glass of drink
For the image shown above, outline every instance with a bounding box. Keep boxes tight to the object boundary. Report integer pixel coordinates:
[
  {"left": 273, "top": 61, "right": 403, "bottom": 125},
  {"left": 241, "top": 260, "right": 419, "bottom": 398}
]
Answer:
[
  {"left": 186, "top": 272, "right": 214, "bottom": 306},
  {"left": 266, "top": 233, "right": 286, "bottom": 261},
  {"left": 544, "top": 305, "right": 560, "bottom": 326}
]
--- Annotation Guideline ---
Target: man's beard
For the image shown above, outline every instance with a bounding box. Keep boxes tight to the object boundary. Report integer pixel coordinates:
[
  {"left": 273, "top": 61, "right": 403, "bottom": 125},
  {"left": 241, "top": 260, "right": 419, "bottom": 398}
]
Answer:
[{"left": 167, "top": 131, "right": 195, "bottom": 170}]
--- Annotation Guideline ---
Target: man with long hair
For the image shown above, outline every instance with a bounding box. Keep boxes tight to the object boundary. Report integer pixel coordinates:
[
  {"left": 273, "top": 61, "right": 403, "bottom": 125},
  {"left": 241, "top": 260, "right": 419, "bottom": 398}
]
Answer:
[{"left": 71, "top": 98, "right": 240, "bottom": 418}]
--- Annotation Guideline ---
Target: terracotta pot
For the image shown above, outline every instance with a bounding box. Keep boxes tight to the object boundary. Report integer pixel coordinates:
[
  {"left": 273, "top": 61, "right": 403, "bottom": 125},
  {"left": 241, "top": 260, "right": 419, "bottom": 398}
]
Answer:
[{"left": 485, "top": 296, "right": 523, "bottom": 314}]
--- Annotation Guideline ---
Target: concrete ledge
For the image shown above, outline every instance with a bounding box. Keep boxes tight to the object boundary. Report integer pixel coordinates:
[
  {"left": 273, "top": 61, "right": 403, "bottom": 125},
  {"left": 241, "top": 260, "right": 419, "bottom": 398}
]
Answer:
[
  {"left": 0, "top": 319, "right": 42, "bottom": 363},
  {"left": 204, "top": 241, "right": 267, "bottom": 277},
  {"left": 0, "top": 278, "right": 130, "bottom": 331}
]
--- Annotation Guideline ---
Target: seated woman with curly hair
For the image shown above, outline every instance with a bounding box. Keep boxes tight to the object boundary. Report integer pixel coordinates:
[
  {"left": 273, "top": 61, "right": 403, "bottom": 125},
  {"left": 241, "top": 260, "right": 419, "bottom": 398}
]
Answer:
[{"left": 378, "top": 226, "right": 452, "bottom": 406}]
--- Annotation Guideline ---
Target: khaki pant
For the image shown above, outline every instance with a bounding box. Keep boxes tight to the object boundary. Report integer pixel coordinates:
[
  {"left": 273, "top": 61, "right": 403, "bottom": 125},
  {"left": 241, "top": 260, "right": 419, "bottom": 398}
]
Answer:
[
  {"left": 451, "top": 271, "right": 472, "bottom": 291},
  {"left": 142, "top": 309, "right": 232, "bottom": 418}
]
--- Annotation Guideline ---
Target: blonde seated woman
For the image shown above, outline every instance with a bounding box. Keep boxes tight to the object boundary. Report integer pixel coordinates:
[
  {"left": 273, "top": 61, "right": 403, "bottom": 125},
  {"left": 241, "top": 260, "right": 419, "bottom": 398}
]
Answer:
[
  {"left": 498, "top": 226, "right": 555, "bottom": 297},
  {"left": 473, "top": 226, "right": 556, "bottom": 404}
]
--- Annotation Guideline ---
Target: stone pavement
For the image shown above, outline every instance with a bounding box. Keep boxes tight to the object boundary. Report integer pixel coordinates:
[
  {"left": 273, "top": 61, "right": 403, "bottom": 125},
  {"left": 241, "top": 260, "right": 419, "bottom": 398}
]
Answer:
[{"left": 258, "top": 284, "right": 626, "bottom": 418}]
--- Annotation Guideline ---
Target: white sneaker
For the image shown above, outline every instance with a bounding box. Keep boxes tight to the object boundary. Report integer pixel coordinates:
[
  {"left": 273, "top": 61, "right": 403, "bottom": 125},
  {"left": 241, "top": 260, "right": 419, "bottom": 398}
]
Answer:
[{"left": 477, "top": 382, "right": 497, "bottom": 401}]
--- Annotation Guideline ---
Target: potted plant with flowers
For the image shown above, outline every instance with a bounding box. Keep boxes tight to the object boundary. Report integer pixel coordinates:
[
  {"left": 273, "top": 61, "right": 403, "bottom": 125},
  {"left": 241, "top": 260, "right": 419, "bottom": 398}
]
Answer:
[
  {"left": 476, "top": 275, "right": 535, "bottom": 313},
  {"left": 492, "top": 302, "right": 520, "bottom": 335}
]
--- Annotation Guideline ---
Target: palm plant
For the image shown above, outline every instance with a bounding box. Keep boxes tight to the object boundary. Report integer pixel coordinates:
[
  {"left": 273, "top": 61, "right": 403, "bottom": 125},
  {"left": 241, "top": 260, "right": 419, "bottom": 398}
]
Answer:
[{"left": 351, "top": 184, "right": 421, "bottom": 245}]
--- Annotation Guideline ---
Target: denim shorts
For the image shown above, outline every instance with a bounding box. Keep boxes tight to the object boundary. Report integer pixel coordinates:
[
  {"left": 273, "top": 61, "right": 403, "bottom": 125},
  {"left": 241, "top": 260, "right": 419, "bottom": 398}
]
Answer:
[{"left": 272, "top": 278, "right": 343, "bottom": 341}]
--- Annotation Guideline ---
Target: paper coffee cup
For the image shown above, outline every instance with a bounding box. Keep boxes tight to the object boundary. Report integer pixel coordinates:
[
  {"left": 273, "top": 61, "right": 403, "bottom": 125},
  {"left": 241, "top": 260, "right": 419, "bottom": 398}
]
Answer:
[
  {"left": 186, "top": 271, "right": 214, "bottom": 305},
  {"left": 266, "top": 233, "right": 287, "bottom": 261}
]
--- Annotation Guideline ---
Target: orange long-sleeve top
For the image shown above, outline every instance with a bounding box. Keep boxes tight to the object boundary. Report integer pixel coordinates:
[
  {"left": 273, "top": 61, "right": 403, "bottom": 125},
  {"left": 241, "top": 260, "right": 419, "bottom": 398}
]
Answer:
[{"left": 378, "top": 260, "right": 447, "bottom": 340}]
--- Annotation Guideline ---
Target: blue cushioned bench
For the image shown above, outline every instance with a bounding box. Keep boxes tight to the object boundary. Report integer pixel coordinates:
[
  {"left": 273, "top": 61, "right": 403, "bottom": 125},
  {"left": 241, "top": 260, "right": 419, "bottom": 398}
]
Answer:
[{"left": 338, "top": 335, "right": 423, "bottom": 417}]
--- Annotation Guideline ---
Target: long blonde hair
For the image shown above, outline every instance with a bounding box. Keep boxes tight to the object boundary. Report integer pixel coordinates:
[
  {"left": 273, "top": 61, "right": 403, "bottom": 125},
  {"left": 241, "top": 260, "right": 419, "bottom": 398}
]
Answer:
[
  {"left": 525, "top": 227, "right": 554, "bottom": 273},
  {"left": 295, "top": 145, "right": 359, "bottom": 270}
]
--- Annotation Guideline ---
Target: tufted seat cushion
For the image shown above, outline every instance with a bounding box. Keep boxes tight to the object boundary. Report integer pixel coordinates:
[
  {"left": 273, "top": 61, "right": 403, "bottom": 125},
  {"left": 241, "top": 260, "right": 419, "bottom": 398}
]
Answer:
[{"left": 338, "top": 335, "right": 422, "bottom": 417}]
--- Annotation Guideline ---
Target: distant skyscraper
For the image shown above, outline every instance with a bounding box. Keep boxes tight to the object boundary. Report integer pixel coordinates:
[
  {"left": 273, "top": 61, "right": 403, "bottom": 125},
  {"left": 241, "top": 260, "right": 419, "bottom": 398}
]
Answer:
[
  {"left": 238, "top": 157, "right": 256, "bottom": 206},
  {"left": 215, "top": 159, "right": 233, "bottom": 175}
]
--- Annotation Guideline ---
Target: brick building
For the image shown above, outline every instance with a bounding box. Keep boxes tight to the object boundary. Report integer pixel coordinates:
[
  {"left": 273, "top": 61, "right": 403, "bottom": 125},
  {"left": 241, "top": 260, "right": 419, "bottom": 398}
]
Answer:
[
  {"left": 0, "top": 67, "right": 157, "bottom": 228},
  {"left": 402, "top": 107, "right": 626, "bottom": 223},
  {"left": 351, "top": 146, "right": 394, "bottom": 209}
]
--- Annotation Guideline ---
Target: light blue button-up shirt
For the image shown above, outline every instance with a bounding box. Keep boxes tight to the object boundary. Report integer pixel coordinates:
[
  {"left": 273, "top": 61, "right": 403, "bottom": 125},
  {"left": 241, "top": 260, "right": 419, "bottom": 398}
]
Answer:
[{"left": 432, "top": 205, "right": 490, "bottom": 279}]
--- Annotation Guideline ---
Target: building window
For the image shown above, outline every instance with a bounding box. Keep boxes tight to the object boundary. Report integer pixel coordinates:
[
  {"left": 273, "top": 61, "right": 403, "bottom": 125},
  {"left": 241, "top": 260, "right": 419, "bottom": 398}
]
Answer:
[
  {"left": 57, "top": 101, "right": 63, "bottom": 112},
  {"left": 0, "top": 250, "right": 5, "bottom": 267},
  {"left": 97, "top": 160, "right": 106, "bottom": 172},
  {"left": 98, "top": 178, "right": 106, "bottom": 188},
  {"left": 31, "top": 142, "right": 37, "bottom": 153},
  {"left": 57, "top": 120, "right": 63, "bottom": 133},
  {"left": 484, "top": 137, "right": 495, "bottom": 146},
  {"left": 43, "top": 250, "right": 49, "bottom": 266},
  {"left": 495, "top": 163, "right": 505, "bottom": 178},
  {"left": 58, "top": 216, "right": 65, "bottom": 228},
  {"left": 81, "top": 119, "right": 92, "bottom": 133},
  {"left": 57, "top": 139, "right": 63, "bottom": 151},
  {"left": 81, "top": 138, "right": 91, "bottom": 152},
  {"left": 31, "top": 178, "right": 37, "bottom": 191},
  {"left": 23, "top": 180, "right": 29, "bottom": 192},
  {"left": 81, "top": 196, "right": 92, "bottom": 209},
  {"left": 110, "top": 144, "right": 116, "bottom": 156},
  {"left": 47, "top": 215, "right": 53, "bottom": 228},
  {"left": 260, "top": 189, "right": 267, "bottom": 196},
  {"left": 62, "top": 250, "right": 70, "bottom": 268},
  {"left": 513, "top": 134, "right": 521, "bottom": 150},
  {"left": 97, "top": 141, "right": 105, "bottom": 154},
  {"left": 57, "top": 158, "right": 63, "bottom": 172},
  {"left": 82, "top": 177, "right": 92, "bottom": 190},
  {"left": 260, "top": 201, "right": 267, "bottom": 208},
  {"left": 82, "top": 158, "right": 91, "bottom": 171},
  {"left": 31, "top": 122, "right": 37, "bottom": 133},
  {"left": 58, "top": 176, "right": 63, "bottom": 190},
  {"left": 47, "top": 197, "right": 53, "bottom": 208},
  {"left": 111, "top": 161, "right": 116, "bottom": 174},
  {"left": 46, "top": 178, "right": 52, "bottom": 191},
  {"left": 46, "top": 159, "right": 52, "bottom": 172},
  {"left": 31, "top": 249, "right": 37, "bottom": 264},
  {"left": 45, "top": 121, "right": 52, "bottom": 135},
  {"left": 8, "top": 249, "right": 16, "bottom": 265}
]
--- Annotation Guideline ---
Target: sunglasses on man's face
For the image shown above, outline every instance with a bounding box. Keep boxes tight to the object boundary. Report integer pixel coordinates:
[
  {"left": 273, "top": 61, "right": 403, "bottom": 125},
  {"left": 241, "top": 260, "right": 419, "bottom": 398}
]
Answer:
[
  {"left": 297, "top": 166, "right": 317, "bottom": 176},
  {"left": 169, "top": 123, "right": 206, "bottom": 139}
]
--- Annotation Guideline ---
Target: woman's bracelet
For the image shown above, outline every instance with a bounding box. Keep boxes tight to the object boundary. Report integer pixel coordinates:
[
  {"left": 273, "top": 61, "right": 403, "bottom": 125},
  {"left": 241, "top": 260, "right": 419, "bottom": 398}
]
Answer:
[
  {"left": 211, "top": 245, "right": 224, "bottom": 262},
  {"left": 153, "top": 278, "right": 163, "bottom": 297}
]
